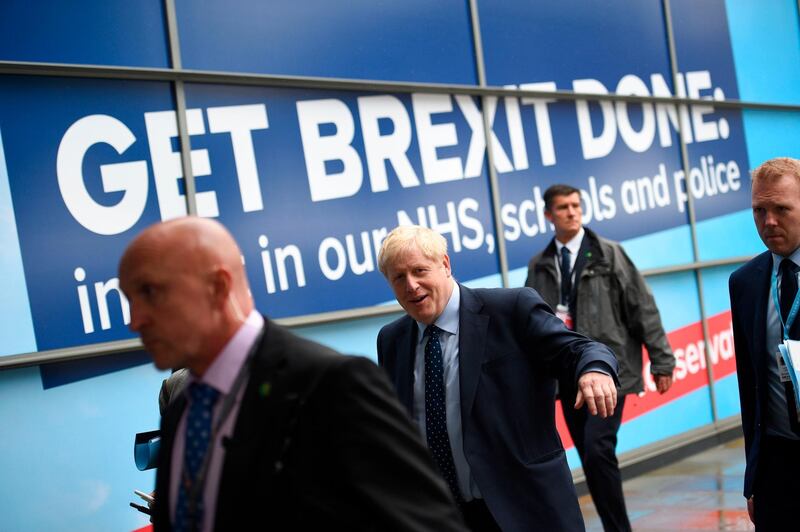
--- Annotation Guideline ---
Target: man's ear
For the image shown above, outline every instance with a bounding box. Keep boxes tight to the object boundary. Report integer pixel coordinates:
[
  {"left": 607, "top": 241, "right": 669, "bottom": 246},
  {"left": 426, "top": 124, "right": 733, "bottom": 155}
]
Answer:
[
  {"left": 544, "top": 209, "right": 553, "bottom": 223},
  {"left": 209, "top": 267, "right": 233, "bottom": 308}
]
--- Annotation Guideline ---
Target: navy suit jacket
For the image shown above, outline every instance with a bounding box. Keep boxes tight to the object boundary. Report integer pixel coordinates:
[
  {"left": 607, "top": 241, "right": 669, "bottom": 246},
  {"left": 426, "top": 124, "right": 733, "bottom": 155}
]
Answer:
[
  {"left": 729, "top": 251, "right": 775, "bottom": 498},
  {"left": 377, "top": 285, "right": 618, "bottom": 532}
]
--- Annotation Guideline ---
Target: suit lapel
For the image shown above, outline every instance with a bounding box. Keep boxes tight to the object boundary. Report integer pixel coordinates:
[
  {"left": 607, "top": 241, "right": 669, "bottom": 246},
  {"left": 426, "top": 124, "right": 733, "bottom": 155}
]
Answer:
[
  {"left": 458, "top": 285, "right": 489, "bottom": 418},
  {"left": 394, "top": 319, "right": 418, "bottom": 413},
  {"left": 228, "top": 337, "right": 286, "bottom": 444},
  {"left": 752, "top": 252, "right": 773, "bottom": 375}
]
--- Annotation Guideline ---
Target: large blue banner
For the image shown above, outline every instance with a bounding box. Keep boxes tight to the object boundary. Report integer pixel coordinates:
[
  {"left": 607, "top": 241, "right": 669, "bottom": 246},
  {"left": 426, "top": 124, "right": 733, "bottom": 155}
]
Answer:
[
  {"left": 0, "top": 78, "right": 505, "bottom": 356},
  {"left": 0, "top": 0, "right": 752, "bottom": 360},
  {"left": 175, "top": 0, "right": 477, "bottom": 83}
]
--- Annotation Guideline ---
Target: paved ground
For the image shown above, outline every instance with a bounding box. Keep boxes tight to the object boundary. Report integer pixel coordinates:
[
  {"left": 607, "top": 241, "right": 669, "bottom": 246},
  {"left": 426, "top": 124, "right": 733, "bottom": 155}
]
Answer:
[{"left": 579, "top": 438, "right": 754, "bottom": 531}]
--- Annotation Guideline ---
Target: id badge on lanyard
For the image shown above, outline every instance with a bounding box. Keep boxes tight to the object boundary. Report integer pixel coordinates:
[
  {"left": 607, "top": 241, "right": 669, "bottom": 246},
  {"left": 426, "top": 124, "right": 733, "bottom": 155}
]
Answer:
[{"left": 772, "top": 270, "right": 800, "bottom": 405}]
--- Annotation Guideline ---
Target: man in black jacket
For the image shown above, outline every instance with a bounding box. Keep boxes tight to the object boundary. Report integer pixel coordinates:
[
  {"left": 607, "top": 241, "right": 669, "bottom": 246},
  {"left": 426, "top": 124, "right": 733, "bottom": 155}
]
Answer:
[{"left": 526, "top": 184, "right": 675, "bottom": 532}]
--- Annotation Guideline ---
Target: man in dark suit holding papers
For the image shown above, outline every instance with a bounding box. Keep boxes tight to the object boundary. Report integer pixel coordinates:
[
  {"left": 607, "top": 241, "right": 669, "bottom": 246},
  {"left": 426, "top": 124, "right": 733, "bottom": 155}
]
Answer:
[{"left": 730, "top": 157, "right": 800, "bottom": 530}]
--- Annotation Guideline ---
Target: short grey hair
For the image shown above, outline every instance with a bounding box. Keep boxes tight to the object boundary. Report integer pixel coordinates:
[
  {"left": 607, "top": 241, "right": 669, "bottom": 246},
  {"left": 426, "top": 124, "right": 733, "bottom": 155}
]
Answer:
[{"left": 378, "top": 225, "right": 448, "bottom": 276}]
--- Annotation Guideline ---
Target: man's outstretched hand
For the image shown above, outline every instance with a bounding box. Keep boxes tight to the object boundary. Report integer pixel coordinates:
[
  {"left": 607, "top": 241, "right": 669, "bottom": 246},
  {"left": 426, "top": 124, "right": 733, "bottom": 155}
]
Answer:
[{"left": 575, "top": 371, "right": 618, "bottom": 418}]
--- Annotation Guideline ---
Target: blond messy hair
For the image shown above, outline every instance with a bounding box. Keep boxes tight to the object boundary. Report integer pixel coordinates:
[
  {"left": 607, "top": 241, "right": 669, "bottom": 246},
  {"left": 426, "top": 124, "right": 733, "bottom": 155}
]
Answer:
[{"left": 378, "top": 225, "right": 448, "bottom": 276}]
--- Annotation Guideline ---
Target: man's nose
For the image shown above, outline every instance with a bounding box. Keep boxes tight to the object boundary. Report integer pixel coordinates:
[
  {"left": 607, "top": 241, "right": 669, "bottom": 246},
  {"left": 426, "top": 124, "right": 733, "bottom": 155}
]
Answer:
[
  {"left": 405, "top": 276, "right": 419, "bottom": 292},
  {"left": 764, "top": 210, "right": 779, "bottom": 226}
]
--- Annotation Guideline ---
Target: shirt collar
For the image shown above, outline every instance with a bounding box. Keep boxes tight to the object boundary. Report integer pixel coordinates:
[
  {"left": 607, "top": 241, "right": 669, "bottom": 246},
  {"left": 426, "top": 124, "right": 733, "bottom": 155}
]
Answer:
[
  {"left": 772, "top": 247, "right": 800, "bottom": 275},
  {"left": 555, "top": 226, "right": 585, "bottom": 257},
  {"left": 192, "top": 310, "right": 264, "bottom": 395},
  {"left": 416, "top": 279, "right": 460, "bottom": 343}
]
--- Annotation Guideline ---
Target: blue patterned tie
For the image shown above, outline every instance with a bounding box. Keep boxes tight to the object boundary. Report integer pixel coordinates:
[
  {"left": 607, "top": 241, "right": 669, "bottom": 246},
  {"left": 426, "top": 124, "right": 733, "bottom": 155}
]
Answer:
[
  {"left": 175, "top": 382, "right": 220, "bottom": 532},
  {"left": 424, "top": 325, "right": 463, "bottom": 503}
]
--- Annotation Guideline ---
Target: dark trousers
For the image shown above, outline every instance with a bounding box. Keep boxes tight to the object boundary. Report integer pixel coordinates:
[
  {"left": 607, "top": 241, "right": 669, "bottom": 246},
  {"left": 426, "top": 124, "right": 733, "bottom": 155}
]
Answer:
[
  {"left": 561, "top": 393, "right": 630, "bottom": 532},
  {"left": 753, "top": 435, "right": 800, "bottom": 531}
]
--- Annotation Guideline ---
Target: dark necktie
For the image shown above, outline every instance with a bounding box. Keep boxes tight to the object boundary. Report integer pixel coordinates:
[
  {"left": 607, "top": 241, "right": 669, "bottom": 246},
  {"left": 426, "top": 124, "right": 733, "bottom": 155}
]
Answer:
[
  {"left": 779, "top": 259, "right": 800, "bottom": 434},
  {"left": 175, "top": 382, "right": 220, "bottom": 532},
  {"left": 424, "top": 325, "right": 463, "bottom": 503},
  {"left": 780, "top": 259, "right": 799, "bottom": 328},
  {"left": 560, "top": 246, "right": 572, "bottom": 305}
]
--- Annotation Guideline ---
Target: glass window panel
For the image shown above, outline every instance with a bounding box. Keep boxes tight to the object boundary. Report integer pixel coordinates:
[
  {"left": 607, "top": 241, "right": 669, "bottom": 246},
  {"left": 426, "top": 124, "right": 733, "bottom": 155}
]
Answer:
[
  {"left": 0, "top": 0, "right": 169, "bottom": 67},
  {"left": 479, "top": 0, "right": 671, "bottom": 88},
  {"left": 176, "top": 0, "right": 477, "bottom": 84},
  {"left": 700, "top": 263, "right": 742, "bottom": 421}
]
